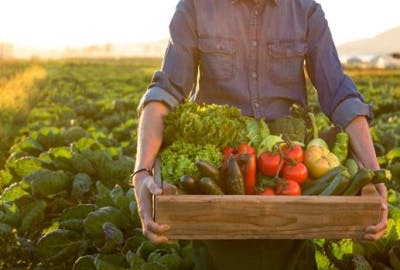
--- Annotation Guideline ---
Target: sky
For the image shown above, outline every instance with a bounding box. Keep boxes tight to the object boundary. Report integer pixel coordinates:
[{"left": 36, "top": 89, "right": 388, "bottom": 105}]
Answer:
[{"left": 1, "top": 0, "right": 400, "bottom": 50}]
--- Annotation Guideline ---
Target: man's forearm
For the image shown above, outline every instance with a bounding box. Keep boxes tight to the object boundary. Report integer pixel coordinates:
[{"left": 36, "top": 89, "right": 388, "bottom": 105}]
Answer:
[
  {"left": 134, "top": 102, "right": 170, "bottom": 173},
  {"left": 344, "top": 116, "right": 379, "bottom": 170}
]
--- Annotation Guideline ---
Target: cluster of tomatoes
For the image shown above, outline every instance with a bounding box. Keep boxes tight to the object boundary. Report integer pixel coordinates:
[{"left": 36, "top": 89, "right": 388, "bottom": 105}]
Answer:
[
  {"left": 223, "top": 143, "right": 308, "bottom": 196},
  {"left": 257, "top": 143, "right": 307, "bottom": 195}
]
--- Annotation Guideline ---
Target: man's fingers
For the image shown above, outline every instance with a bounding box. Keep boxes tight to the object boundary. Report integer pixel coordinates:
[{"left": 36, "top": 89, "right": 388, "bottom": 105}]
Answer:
[
  {"left": 365, "top": 222, "right": 387, "bottom": 235},
  {"left": 146, "top": 220, "right": 170, "bottom": 234},
  {"left": 143, "top": 226, "right": 169, "bottom": 244},
  {"left": 143, "top": 220, "right": 170, "bottom": 244},
  {"left": 146, "top": 233, "right": 169, "bottom": 244},
  {"left": 364, "top": 204, "right": 388, "bottom": 241},
  {"left": 364, "top": 228, "right": 387, "bottom": 241},
  {"left": 143, "top": 175, "right": 162, "bottom": 195}
]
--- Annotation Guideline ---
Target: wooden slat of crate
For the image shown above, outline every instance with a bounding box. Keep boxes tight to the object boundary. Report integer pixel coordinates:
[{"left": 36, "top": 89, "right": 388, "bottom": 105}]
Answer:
[{"left": 154, "top": 193, "right": 381, "bottom": 240}]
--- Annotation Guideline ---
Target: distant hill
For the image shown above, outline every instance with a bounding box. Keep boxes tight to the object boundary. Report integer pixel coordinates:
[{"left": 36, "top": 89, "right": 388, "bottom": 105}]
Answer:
[{"left": 337, "top": 26, "right": 400, "bottom": 56}]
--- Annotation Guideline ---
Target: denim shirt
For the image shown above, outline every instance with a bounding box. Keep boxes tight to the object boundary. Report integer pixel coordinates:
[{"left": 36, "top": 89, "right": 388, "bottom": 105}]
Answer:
[{"left": 138, "top": 0, "right": 372, "bottom": 127}]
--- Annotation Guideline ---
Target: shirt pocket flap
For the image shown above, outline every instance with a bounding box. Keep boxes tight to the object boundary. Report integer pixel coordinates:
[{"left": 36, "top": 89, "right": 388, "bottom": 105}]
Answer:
[
  {"left": 268, "top": 41, "right": 307, "bottom": 58},
  {"left": 199, "top": 38, "right": 236, "bottom": 54}
]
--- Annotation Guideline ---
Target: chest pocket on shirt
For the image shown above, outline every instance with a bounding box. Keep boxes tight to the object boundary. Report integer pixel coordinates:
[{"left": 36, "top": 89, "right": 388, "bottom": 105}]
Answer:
[
  {"left": 198, "top": 38, "right": 236, "bottom": 80},
  {"left": 267, "top": 41, "right": 307, "bottom": 86}
]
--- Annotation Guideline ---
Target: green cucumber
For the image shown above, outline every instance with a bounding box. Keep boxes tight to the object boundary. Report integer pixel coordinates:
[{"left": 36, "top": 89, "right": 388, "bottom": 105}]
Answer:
[
  {"left": 198, "top": 177, "right": 224, "bottom": 195},
  {"left": 225, "top": 156, "right": 245, "bottom": 195},
  {"left": 195, "top": 160, "right": 224, "bottom": 190},
  {"left": 180, "top": 175, "right": 199, "bottom": 194},
  {"left": 343, "top": 168, "right": 375, "bottom": 195}
]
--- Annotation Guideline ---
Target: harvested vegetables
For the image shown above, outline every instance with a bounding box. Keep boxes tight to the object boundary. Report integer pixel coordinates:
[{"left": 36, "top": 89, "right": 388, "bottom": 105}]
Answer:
[
  {"left": 163, "top": 101, "right": 249, "bottom": 147},
  {"left": 158, "top": 141, "right": 223, "bottom": 186},
  {"left": 160, "top": 101, "right": 282, "bottom": 186},
  {"left": 269, "top": 115, "right": 306, "bottom": 144},
  {"left": 332, "top": 129, "right": 350, "bottom": 164}
]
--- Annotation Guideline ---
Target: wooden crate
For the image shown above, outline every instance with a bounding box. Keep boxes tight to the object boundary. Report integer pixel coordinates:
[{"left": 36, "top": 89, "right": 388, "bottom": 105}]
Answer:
[{"left": 152, "top": 161, "right": 382, "bottom": 240}]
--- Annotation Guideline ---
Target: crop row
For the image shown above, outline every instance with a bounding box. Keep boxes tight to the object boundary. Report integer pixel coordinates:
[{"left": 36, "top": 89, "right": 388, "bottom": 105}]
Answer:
[{"left": 0, "top": 60, "right": 399, "bottom": 269}]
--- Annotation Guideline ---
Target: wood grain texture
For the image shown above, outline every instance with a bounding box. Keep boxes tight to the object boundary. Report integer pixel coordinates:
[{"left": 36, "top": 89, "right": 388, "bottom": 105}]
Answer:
[{"left": 154, "top": 190, "right": 381, "bottom": 240}]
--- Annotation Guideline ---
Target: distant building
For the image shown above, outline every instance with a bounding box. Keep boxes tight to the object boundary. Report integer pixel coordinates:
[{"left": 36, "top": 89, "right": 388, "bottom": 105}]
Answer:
[
  {"left": 347, "top": 56, "right": 363, "bottom": 65},
  {"left": 341, "top": 53, "right": 400, "bottom": 69},
  {"left": 370, "top": 55, "right": 400, "bottom": 69},
  {"left": 0, "top": 43, "right": 13, "bottom": 59}
]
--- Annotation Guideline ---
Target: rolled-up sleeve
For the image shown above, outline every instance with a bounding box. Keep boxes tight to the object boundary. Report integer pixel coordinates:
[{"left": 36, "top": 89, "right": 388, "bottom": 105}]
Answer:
[
  {"left": 305, "top": 2, "right": 373, "bottom": 127},
  {"left": 137, "top": 0, "right": 199, "bottom": 113}
]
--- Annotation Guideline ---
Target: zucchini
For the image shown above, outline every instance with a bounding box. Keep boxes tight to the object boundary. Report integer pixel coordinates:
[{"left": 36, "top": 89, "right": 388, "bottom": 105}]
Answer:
[
  {"left": 301, "top": 166, "right": 343, "bottom": 195},
  {"left": 198, "top": 177, "right": 224, "bottom": 195},
  {"left": 180, "top": 175, "right": 199, "bottom": 194},
  {"left": 372, "top": 169, "right": 392, "bottom": 185},
  {"left": 318, "top": 173, "right": 343, "bottom": 195},
  {"left": 195, "top": 160, "right": 224, "bottom": 190},
  {"left": 319, "top": 173, "right": 349, "bottom": 196},
  {"left": 343, "top": 168, "right": 375, "bottom": 195},
  {"left": 332, "top": 177, "right": 350, "bottom": 195},
  {"left": 225, "top": 156, "right": 245, "bottom": 195}
]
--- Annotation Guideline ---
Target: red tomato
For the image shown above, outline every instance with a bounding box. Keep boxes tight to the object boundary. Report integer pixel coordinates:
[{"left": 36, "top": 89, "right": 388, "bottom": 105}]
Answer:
[
  {"left": 276, "top": 179, "right": 302, "bottom": 196},
  {"left": 237, "top": 143, "right": 256, "bottom": 155},
  {"left": 281, "top": 144, "right": 304, "bottom": 163},
  {"left": 258, "top": 187, "right": 276, "bottom": 195},
  {"left": 281, "top": 162, "right": 308, "bottom": 184},
  {"left": 222, "top": 146, "right": 236, "bottom": 157},
  {"left": 257, "top": 151, "right": 282, "bottom": 177}
]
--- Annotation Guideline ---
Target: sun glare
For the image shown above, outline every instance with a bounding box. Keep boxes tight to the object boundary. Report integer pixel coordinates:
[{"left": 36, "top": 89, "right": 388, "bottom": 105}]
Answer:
[
  {"left": 0, "top": 0, "right": 177, "bottom": 50},
  {"left": 0, "top": 0, "right": 399, "bottom": 50}
]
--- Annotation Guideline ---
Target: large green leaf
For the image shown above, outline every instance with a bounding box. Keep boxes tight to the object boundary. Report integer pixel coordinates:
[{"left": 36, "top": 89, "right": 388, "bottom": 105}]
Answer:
[
  {"left": 19, "top": 199, "right": 47, "bottom": 233},
  {"left": 387, "top": 148, "right": 400, "bottom": 162},
  {"left": 13, "top": 156, "right": 45, "bottom": 178},
  {"left": 0, "top": 181, "right": 30, "bottom": 203},
  {"left": 110, "top": 185, "right": 129, "bottom": 214},
  {"left": 0, "top": 202, "right": 20, "bottom": 226},
  {"left": 23, "top": 169, "right": 71, "bottom": 198},
  {"left": 94, "top": 254, "right": 126, "bottom": 270},
  {"left": 60, "top": 204, "right": 97, "bottom": 220},
  {"left": 37, "top": 229, "right": 88, "bottom": 263},
  {"left": 83, "top": 206, "right": 130, "bottom": 238},
  {"left": 73, "top": 255, "right": 96, "bottom": 270},
  {"left": 9, "top": 137, "right": 44, "bottom": 156}
]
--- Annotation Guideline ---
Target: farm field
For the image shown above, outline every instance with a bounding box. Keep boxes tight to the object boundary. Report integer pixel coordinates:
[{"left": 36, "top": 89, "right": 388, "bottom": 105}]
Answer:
[{"left": 0, "top": 59, "right": 400, "bottom": 269}]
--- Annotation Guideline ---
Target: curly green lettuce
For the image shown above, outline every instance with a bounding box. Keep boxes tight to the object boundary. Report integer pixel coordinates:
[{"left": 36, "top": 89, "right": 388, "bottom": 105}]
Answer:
[{"left": 158, "top": 141, "right": 223, "bottom": 186}]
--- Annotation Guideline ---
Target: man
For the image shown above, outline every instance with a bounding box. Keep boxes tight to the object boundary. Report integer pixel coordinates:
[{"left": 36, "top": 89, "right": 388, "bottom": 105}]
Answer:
[{"left": 132, "top": 0, "right": 387, "bottom": 269}]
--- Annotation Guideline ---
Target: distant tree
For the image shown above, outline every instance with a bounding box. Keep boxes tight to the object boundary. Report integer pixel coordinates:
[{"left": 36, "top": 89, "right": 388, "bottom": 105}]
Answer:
[{"left": 390, "top": 52, "right": 400, "bottom": 59}]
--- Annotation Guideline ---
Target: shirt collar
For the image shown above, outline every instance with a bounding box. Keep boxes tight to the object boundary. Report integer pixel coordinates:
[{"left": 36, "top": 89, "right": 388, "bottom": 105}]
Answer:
[{"left": 231, "top": 0, "right": 279, "bottom": 5}]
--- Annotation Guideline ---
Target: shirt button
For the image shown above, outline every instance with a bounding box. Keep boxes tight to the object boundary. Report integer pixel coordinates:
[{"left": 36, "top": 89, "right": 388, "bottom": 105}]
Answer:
[
  {"left": 254, "top": 103, "right": 259, "bottom": 108},
  {"left": 252, "top": 72, "right": 257, "bottom": 79},
  {"left": 252, "top": 41, "right": 257, "bottom": 47}
]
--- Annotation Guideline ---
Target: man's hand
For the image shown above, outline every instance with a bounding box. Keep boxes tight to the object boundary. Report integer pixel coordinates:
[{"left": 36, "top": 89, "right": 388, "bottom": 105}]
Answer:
[
  {"left": 134, "top": 174, "right": 170, "bottom": 244},
  {"left": 364, "top": 183, "right": 388, "bottom": 241}
]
